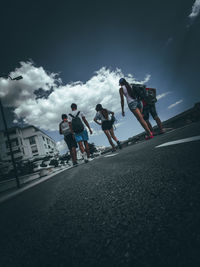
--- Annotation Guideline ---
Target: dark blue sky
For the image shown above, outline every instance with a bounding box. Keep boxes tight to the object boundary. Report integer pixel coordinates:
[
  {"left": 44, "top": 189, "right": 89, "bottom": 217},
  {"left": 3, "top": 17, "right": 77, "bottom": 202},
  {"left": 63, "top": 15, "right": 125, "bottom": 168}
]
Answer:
[{"left": 0, "top": 0, "right": 200, "bottom": 149}]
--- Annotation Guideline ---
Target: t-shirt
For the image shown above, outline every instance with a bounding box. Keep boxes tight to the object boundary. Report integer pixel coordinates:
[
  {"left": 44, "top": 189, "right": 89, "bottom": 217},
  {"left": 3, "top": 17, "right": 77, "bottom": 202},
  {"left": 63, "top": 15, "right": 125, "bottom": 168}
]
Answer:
[
  {"left": 59, "top": 121, "right": 71, "bottom": 136},
  {"left": 94, "top": 110, "right": 112, "bottom": 122},
  {"left": 68, "top": 110, "right": 85, "bottom": 129},
  {"left": 122, "top": 85, "right": 135, "bottom": 104}
]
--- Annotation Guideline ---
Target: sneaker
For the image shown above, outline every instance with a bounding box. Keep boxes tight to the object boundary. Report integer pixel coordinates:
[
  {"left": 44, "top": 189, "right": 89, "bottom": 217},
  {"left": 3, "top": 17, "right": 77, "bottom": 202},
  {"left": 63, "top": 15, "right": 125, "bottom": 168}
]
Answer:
[
  {"left": 83, "top": 152, "right": 89, "bottom": 163},
  {"left": 112, "top": 148, "right": 117, "bottom": 152},
  {"left": 145, "top": 134, "right": 154, "bottom": 140},
  {"left": 73, "top": 161, "right": 78, "bottom": 167},
  {"left": 117, "top": 141, "right": 122, "bottom": 149}
]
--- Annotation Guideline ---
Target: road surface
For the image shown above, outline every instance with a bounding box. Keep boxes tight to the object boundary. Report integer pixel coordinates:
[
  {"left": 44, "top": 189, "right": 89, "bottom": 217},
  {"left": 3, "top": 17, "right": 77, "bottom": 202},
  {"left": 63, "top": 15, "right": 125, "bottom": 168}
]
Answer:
[{"left": 0, "top": 122, "right": 200, "bottom": 267}]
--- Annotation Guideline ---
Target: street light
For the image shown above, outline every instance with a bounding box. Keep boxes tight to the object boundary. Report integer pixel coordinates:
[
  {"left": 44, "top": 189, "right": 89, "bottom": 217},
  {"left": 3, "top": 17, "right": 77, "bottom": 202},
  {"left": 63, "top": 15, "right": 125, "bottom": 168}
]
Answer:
[{"left": 0, "top": 74, "right": 23, "bottom": 188}]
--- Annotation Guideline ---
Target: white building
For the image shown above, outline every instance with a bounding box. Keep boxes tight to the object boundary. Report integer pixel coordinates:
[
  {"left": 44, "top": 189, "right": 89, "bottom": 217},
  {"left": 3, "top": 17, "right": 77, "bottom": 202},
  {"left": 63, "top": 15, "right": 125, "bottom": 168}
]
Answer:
[{"left": 0, "top": 125, "right": 59, "bottom": 163}]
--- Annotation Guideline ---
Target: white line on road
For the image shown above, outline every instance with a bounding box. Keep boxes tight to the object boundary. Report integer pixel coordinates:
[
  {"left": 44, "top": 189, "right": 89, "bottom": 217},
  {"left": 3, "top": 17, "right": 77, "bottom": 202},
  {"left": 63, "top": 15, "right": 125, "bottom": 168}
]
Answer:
[
  {"left": 104, "top": 153, "right": 119, "bottom": 158},
  {"left": 156, "top": 135, "right": 200, "bottom": 148}
]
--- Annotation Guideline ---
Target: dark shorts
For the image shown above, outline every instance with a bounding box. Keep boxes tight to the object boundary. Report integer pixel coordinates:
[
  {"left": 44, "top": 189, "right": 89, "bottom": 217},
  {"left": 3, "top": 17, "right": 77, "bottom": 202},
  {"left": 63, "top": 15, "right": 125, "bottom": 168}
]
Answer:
[
  {"left": 142, "top": 104, "right": 158, "bottom": 121},
  {"left": 102, "top": 120, "right": 113, "bottom": 131},
  {"left": 64, "top": 133, "right": 78, "bottom": 151}
]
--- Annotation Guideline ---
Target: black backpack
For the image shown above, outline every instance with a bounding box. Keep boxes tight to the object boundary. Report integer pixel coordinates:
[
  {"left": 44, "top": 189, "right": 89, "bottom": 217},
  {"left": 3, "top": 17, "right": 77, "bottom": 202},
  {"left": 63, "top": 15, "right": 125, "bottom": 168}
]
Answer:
[
  {"left": 131, "top": 84, "right": 147, "bottom": 100},
  {"left": 69, "top": 111, "right": 84, "bottom": 133}
]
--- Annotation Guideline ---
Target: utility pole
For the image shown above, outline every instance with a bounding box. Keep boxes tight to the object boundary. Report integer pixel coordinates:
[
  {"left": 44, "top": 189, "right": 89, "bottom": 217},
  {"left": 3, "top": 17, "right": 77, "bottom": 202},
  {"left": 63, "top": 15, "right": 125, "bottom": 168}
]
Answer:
[{"left": 0, "top": 75, "right": 23, "bottom": 188}]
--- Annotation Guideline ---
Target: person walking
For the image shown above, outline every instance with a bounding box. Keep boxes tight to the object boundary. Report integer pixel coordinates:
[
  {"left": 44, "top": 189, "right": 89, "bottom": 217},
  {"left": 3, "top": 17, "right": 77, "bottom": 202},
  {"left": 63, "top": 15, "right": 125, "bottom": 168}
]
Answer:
[
  {"left": 142, "top": 87, "right": 165, "bottom": 134},
  {"left": 119, "top": 78, "right": 154, "bottom": 140},
  {"left": 94, "top": 104, "right": 122, "bottom": 152},
  {"left": 59, "top": 114, "right": 78, "bottom": 166},
  {"left": 68, "top": 103, "right": 93, "bottom": 163}
]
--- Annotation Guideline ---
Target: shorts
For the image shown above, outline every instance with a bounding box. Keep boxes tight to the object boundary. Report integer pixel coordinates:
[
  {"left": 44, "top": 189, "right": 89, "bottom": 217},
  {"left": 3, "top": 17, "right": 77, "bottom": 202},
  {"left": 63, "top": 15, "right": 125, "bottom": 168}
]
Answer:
[
  {"left": 128, "top": 100, "right": 143, "bottom": 111},
  {"left": 64, "top": 133, "right": 78, "bottom": 151},
  {"left": 142, "top": 104, "right": 158, "bottom": 121},
  {"left": 75, "top": 129, "right": 89, "bottom": 143},
  {"left": 102, "top": 120, "right": 113, "bottom": 131}
]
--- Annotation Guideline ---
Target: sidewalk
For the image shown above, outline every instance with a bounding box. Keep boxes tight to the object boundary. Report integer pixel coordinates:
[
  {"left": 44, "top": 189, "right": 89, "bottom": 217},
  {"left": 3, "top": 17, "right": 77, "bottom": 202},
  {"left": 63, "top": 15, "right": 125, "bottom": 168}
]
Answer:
[{"left": 0, "top": 165, "right": 73, "bottom": 204}]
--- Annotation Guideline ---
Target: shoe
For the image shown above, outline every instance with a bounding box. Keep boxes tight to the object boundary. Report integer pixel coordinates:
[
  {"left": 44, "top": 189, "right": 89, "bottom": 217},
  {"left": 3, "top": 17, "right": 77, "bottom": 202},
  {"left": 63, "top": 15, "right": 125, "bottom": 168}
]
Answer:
[
  {"left": 83, "top": 152, "right": 89, "bottom": 163},
  {"left": 117, "top": 141, "right": 122, "bottom": 149},
  {"left": 145, "top": 134, "right": 154, "bottom": 140},
  {"left": 73, "top": 161, "right": 78, "bottom": 167},
  {"left": 112, "top": 148, "right": 117, "bottom": 152}
]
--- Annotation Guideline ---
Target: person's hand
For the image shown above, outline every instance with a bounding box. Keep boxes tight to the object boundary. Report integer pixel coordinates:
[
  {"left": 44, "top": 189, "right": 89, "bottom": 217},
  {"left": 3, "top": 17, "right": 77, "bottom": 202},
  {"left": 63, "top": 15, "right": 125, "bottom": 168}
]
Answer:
[
  {"left": 122, "top": 111, "right": 125, "bottom": 117},
  {"left": 89, "top": 129, "right": 93, "bottom": 135},
  {"left": 72, "top": 133, "right": 75, "bottom": 139}
]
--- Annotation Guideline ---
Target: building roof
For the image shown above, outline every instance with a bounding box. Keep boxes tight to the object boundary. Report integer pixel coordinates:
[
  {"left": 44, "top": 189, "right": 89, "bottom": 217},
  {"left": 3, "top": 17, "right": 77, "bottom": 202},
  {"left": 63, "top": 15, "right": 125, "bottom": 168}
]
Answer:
[{"left": 0, "top": 125, "right": 56, "bottom": 143}]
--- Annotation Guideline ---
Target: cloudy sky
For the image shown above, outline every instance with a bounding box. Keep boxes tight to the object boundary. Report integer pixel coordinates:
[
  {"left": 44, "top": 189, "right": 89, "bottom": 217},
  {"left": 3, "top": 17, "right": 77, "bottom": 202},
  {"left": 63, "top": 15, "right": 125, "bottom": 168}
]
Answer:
[{"left": 0, "top": 0, "right": 200, "bottom": 153}]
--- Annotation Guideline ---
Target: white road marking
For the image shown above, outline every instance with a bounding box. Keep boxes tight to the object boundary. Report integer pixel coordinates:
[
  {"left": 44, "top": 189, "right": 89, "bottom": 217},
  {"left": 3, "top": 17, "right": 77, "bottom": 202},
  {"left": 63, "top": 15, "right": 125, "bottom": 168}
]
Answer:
[
  {"left": 104, "top": 153, "right": 119, "bottom": 158},
  {"left": 156, "top": 135, "right": 200, "bottom": 148}
]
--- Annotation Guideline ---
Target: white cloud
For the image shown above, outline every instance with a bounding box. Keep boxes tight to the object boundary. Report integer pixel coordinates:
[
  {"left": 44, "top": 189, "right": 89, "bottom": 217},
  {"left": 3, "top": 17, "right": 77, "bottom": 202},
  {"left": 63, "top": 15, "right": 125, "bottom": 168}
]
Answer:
[
  {"left": 56, "top": 139, "right": 67, "bottom": 153},
  {"left": 168, "top": 99, "right": 183, "bottom": 109},
  {"left": 189, "top": 0, "right": 200, "bottom": 19},
  {"left": 92, "top": 128, "right": 104, "bottom": 136},
  {"left": 0, "top": 61, "right": 151, "bottom": 132},
  {"left": 157, "top": 91, "right": 171, "bottom": 100}
]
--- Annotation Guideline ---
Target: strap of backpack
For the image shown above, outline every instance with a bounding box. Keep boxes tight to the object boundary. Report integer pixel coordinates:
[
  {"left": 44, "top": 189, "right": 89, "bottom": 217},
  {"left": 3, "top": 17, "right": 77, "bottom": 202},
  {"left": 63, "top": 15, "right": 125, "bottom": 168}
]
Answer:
[
  {"left": 76, "top": 111, "right": 80, "bottom": 117},
  {"left": 69, "top": 114, "right": 75, "bottom": 118}
]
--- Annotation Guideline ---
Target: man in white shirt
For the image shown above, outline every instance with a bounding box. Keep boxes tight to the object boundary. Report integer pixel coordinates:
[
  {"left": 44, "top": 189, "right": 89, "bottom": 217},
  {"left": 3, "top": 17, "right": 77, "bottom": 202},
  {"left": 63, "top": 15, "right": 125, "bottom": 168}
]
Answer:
[
  {"left": 68, "top": 103, "right": 93, "bottom": 163},
  {"left": 59, "top": 114, "right": 78, "bottom": 166}
]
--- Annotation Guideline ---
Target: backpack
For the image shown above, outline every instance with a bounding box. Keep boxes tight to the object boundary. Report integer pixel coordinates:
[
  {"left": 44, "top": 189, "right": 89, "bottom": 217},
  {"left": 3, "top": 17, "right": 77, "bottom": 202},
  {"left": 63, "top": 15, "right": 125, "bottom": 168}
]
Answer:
[
  {"left": 145, "top": 88, "right": 157, "bottom": 104},
  {"left": 130, "top": 84, "right": 147, "bottom": 100},
  {"left": 69, "top": 111, "right": 84, "bottom": 133}
]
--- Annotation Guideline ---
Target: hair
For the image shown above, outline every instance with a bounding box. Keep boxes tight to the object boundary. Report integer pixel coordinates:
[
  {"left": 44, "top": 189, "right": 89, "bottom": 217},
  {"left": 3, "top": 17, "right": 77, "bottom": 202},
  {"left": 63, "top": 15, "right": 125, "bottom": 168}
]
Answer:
[
  {"left": 120, "top": 78, "right": 133, "bottom": 98},
  {"left": 96, "top": 104, "right": 108, "bottom": 119},
  {"left": 71, "top": 103, "right": 77, "bottom": 110},
  {"left": 62, "top": 114, "right": 67, "bottom": 119}
]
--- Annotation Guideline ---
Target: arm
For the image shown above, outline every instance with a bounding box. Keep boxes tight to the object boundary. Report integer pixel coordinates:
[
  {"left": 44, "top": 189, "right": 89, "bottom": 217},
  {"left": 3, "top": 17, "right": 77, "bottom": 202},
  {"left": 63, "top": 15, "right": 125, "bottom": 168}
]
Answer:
[
  {"left": 68, "top": 122, "right": 74, "bottom": 134},
  {"left": 59, "top": 123, "right": 62, "bottom": 135},
  {"left": 119, "top": 87, "right": 125, "bottom": 116},
  {"left": 82, "top": 117, "right": 93, "bottom": 134}
]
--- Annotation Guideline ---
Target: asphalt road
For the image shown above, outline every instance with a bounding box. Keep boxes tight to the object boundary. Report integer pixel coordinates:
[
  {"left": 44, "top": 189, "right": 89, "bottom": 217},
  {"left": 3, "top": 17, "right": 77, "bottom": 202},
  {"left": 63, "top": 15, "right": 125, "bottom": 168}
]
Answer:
[{"left": 0, "top": 122, "right": 200, "bottom": 267}]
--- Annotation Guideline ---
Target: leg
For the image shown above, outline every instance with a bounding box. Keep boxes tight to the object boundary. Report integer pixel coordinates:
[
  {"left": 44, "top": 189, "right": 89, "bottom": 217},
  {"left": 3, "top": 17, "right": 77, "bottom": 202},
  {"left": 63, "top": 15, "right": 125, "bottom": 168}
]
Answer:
[
  {"left": 84, "top": 141, "right": 90, "bottom": 158},
  {"left": 104, "top": 130, "right": 115, "bottom": 149},
  {"left": 109, "top": 128, "right": 122, "bottom": 149},
  {"left": 131, "top": 108, "right": 152, "bottom": 136},
  {"left": 71, "top": 147, "right": 77, "bottom": 162},
  {"left": 78, "top": 141, "right": 85, "bottom": 154},
  {"left": 109, "top": 128, "right": 118, "bottom": 142},
  {"left": 146, "top": 120, "right": 154, "bottom": 132},
  {"left": 150, "top": 104, "right": 164, "bottom": 133},
  {"left": 154, "top": 116, "right": 164, "bottom": 132}
]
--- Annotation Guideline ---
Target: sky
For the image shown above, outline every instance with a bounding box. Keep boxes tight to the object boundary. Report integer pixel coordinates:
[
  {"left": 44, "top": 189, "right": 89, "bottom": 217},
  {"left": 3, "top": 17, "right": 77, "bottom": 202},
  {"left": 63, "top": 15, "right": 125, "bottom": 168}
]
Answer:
[{"left": 0, "top": 0, "right": 200, "bottom": 153}]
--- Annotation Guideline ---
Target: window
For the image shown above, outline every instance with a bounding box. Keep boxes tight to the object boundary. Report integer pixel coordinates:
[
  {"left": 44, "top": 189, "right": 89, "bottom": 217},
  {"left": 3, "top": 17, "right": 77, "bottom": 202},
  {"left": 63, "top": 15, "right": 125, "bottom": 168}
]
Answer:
[
  {"left": 7, "top": 148, "right": 21, "bottom": 155},
  {"left": 15, "top": 156, "right": 23, "bottom": 161},
  {"left": 29, "top": 136, "right": 36, "bottom": 145},
  {"left": 31, "top": 145, "right": 38, "bottom": 154},
  {"left": 4, "top": 129, "right": 16, "bottom": 136},
  {"left": 42, "top": 136, "right": 45, "bottom": 141},
  {"left": 44, "top": 144, "right": 47, "bottom": 149},
  {"left": 6, "top": 138, "right": 19, "bottom": 148}
]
